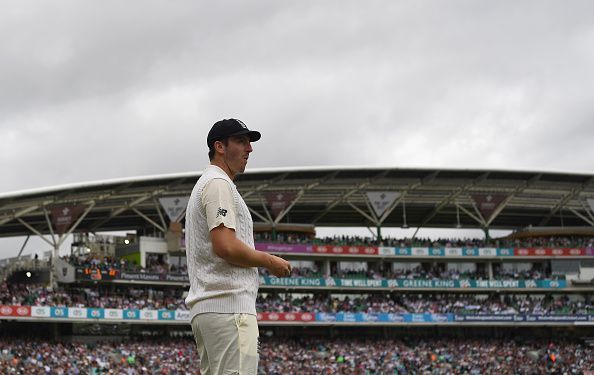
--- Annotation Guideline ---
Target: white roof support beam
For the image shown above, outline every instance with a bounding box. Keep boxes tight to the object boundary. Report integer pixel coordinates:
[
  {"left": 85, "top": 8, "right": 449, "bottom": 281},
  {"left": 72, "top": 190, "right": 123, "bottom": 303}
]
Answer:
[
  {"left": 569, "top": 208, "right": 594, "bottom": 226},
  {"left": 242, "top": 173, "right": 289, "bottom": 199},
  {"left": 260, "top": 197, "right": 273, "bottom": 223},
  {"left": 457, "top": 203, "right": 486, "bottom": 227},
  {"left": 485, "top": 176, "right": 541, "bottom": 227},
  {"left": 485, "top": 175, "right": 543, "bottom": 226},
  {"left": 484, "top": 195, "right": 513, "bottom": 226},
  {"left": 131, "top": 207, "right": 166, "bottom": 233},
  {"left": 311, "top": 171, "right": 389, "bottom": 224},
  {"left": 16, "top": 235, "right": 31, "bottom": 259},
  {"left": 366, "top": 226, "right": 378, "bottom": 239},
  {"left": 274, "top": 189, "right": 305, "bottom": 225},
  {"left": 580, "top": 201, "right": 594, "bottom": 223},
  {"left": 311, "top": 181, "right": 371, "bottom": 224},
  {"left": 43, "top": 208, "right": 58, "bottom": 247},
  {"left": 88, "top": 189, "right": 166, "bottom": 230},
  {"left": 249, "top": 205, "right": 271, "bottom": 223},
  {"left": 268, "top": 177, "right": 326, "bottom": 225},
  {"left": 364, "top": 195, "right": 378, "bottom": 223},
  {"left": 153, "top": 198, "right": 168, "bottom": 230},
  {"left": 540, "top": 177, "right": 593, "bottom": 226},
  {"left": 469, "top": 200, "right": 488, "bottom": 227},
  {"left": 582, "top": 202, "right": 594, "bottom": 221},
  {"left": 16, "top": 218, "right": 55, "bottom": 247},
  {"left": 254, "top": 171, "right": 337, "bottom": 225},
  {"left": 0, "top": 204, "right": 43, "bottom": 226},
  {"left": 540, "top": 189, "right": 580, "bottom": 226},
  {"left": 347, "top": 201, "right": 378, "bottom": 226},
  {"left": 414, "top": 173, "right": 490, "bottom": 232}
]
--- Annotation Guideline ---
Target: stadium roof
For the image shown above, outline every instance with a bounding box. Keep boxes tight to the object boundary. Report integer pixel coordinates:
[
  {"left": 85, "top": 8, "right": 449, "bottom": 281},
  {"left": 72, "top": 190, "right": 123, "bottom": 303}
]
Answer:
[{"left": 1, "top": 166, "right": 593, "bottom": 239}]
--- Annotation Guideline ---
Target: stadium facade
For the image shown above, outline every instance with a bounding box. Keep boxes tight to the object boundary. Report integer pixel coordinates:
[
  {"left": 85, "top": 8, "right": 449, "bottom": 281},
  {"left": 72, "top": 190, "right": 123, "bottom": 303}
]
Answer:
[{"left": 1, "top": 166, "right": 593, "bottom": 373}]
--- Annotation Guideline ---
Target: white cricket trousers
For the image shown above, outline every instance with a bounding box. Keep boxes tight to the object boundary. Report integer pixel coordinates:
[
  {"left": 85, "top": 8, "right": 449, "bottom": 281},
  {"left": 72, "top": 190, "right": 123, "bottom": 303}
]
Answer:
[{"left": 191, "top": 313, "right": 259, "bottom": 375}]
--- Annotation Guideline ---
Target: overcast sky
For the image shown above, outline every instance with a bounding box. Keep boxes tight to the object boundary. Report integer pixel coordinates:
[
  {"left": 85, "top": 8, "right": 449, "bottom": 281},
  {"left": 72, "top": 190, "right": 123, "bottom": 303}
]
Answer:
[
  {"left": 2, "top": 0, "right": 594, "bottom": 195},
  {"left": 1, "top": 1, "right": 593, "bottom": 257}
]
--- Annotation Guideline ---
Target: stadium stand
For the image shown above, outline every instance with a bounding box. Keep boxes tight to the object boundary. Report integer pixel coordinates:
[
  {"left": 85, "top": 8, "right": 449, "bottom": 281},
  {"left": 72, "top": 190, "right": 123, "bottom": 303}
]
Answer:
[
  {"left": 1, "top": 336, "right": 592, "bottom": 374},
  {"left": 1, "top": 167, "right": 594, "bottom": 373}
]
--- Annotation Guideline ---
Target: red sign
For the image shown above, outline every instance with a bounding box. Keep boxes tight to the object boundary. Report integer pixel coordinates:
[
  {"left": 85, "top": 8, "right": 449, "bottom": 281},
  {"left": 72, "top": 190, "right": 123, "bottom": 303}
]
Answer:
[
  {"left": 264, "top": 192, "right": 298, "bottom": 218},
  {"left": 470, "top": 194, "right": 507, "bottom": 219},
  {"left": 257, "top": 312, "right": 316, "bottom": 322},
  {"left": 316, "top": 246, "right": 329, "bottom": 253},
  {"left": 51, "top": 205, "right": 86, "bottom": 234},
  {"left": 0, "top": 305, "right": 31, "bottom": 317},
  {"left": 313, "top": 245, "right": 378, "bottom": 255},
  {"left": 513, "top": 248, "right": 585, "bottom": 256}
]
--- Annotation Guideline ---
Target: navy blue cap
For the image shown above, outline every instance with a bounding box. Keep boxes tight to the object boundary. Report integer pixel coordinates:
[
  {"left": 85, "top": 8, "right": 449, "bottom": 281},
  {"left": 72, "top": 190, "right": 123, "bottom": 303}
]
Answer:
[{"left": 207, "top": 119, "right": 261, "bottom": 148}]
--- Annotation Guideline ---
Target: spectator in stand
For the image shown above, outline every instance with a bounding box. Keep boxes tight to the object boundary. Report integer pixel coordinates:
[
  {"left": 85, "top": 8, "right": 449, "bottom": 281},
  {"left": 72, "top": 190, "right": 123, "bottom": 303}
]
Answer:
[
  {"left": 2, "top": 281, "right": 592, "bottom": 315},
  {"left": 1, "top": 337, "right": 591, "bottom": 374},
  {"left": 255, "top": 234, "right": 594, "bottom": 248}
]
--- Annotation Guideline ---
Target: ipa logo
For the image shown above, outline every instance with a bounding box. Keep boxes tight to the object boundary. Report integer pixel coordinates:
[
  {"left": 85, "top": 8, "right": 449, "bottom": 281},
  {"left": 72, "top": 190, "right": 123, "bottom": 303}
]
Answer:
[
  {"left": 72, "top": 309, "right": 83, "bottom": 317},
  {"left": 285, "top": 313, "right": 296, "bottom": 321},
  {"left": 0, "top": 306, "right": 12, "bottom": 315},
  {"left": 302, "top": 313, "right": 314, "bottom": 321},
  {"left": 525, "top": 280, "right": 537, "bottom": 288},
  {"left": 460, "top": 280, "right": 471, "bottom": 288}
]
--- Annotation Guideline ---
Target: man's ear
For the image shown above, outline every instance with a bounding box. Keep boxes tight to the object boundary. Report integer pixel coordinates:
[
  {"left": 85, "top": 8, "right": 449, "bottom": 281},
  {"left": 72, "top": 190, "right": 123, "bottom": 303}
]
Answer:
[{"left": 214, "top": 140, "right": 225, "bottom": 155}]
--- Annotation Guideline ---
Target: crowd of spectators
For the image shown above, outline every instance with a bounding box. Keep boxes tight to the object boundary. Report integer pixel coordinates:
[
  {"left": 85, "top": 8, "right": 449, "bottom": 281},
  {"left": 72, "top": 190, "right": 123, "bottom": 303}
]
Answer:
[
  {"left": 67, "top": 255, "right": 143, "bottom": 273},
  {"left": 66, "top": 255, "right": 187, "bottom": 275},
  {"left": 58, "top": 234, "right": 592, "bottom": 280},
  {"left": 0, "top": 282, "right": 186, "bottom": 311},
  {"left": 0, "top": 338, "right": 198, "bottom": 374},
  {"left": 255, "top": 233, "right": 594, "bottom": 249},
  {"left": 513, "top": 236, "right": 594, "bottom": 249},
  {"left": 256, "top": 293, "right": 594, "bottom": 316},
  {"left": 260, "top": 337, "right": 593, "bottom": 374},
  {"left": 0, "top": 336, "right": 591, "bottom": 374},
  {"left": 66, "top": 254, "right": 563, "bottom": 282},
  {"left": 3, "top": 281, "right": 591, "bottom": 316},
  {"left": 259, "top": 265, "right": 562, "bottom": 281}
]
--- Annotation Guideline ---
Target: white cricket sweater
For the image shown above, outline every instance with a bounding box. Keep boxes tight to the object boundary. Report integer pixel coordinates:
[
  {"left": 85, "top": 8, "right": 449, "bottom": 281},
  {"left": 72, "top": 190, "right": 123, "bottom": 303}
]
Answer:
[{"left": 184, "top": 165, "right": 259, "bottom": 320}]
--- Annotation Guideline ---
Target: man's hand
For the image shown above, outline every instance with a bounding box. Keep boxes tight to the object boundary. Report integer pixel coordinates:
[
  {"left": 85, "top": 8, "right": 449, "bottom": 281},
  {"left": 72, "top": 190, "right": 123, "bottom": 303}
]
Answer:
[{"left": 266, "top": 255, "right": 292, "bottom": 278}]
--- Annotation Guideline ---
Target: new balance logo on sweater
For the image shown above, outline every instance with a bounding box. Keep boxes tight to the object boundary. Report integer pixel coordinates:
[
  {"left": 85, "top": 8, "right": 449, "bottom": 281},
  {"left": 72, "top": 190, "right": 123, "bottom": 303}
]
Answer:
[{"left": 216, "top": 207, "right": 228, "bottom": 217}]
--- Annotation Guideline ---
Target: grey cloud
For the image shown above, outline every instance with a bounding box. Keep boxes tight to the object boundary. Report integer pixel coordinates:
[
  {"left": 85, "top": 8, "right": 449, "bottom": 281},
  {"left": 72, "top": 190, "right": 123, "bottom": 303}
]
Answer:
[{"left": 1, "top": 0, "right": 594, "bottom": 194}]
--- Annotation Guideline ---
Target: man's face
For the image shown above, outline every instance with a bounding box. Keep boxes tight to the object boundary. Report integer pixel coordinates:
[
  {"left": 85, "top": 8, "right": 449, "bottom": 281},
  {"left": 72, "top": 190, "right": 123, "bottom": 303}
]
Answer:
[{"left": 222, "top": 134, "right": 253, "bottom": 175}]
